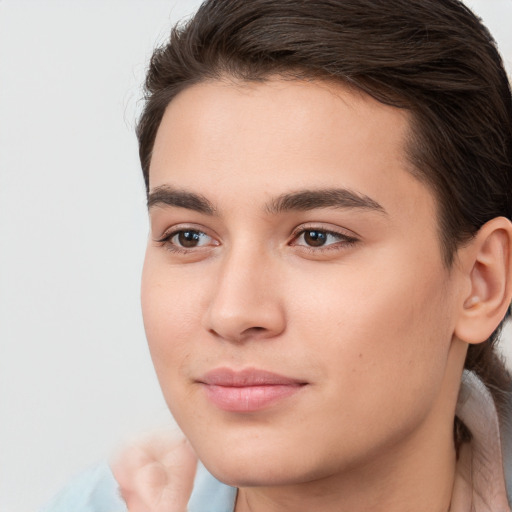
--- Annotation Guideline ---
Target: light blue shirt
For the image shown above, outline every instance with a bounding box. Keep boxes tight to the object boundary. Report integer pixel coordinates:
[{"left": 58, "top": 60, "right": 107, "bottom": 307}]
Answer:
[{"left": 40, "top": 461, "right": 237, "bottom": 512}]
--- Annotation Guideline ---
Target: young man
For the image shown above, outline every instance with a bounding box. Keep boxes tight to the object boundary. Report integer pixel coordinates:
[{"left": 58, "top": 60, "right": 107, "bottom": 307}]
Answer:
[{"left": 42, "top": 0, "right": 512, "bottom": 510}]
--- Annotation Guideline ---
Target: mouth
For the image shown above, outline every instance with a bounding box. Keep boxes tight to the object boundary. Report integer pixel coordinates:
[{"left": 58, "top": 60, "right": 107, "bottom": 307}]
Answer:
[{"left": 197, "top": 367, "right": 308, "bottom": 412}]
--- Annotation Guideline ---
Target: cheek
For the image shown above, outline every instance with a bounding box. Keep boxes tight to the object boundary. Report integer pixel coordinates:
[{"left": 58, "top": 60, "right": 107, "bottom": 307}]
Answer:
[
  {"left": 141, "top": 253, "right": 202, "bottom": 380},
  {"left": 287, "top": 255, "right": 454, "bottom": 402},
  {"left": 273, "top": 261, "right": 454, "bottom": 464}
]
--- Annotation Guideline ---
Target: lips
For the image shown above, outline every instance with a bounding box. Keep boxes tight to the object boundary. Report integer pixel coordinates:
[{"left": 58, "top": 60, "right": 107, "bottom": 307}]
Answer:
[{"left": 198, "top": 368, "right": 307, "bottom": 412}]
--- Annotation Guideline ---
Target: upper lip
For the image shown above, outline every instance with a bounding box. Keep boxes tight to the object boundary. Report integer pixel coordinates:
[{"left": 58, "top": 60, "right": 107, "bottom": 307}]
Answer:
[{"left": 198, "top": 367, "right": 306, "bottom": 387}]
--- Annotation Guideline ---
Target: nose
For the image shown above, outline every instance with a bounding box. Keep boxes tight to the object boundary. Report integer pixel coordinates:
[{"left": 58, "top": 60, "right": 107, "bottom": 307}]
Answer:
[{"left": 202, "top": 245, "right": 286, "bottom": 343}]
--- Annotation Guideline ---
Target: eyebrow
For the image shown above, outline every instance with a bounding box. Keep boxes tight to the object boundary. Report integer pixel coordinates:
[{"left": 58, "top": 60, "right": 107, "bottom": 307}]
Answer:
[
  {"left": 147, "top": 185, "right": 386, "bottom": 216},
  {"left": 266, "top": 188, "right": 386, "bottom": 215},
  {"left": 147, "top": 185, "right": 216, "bottom": 215}
]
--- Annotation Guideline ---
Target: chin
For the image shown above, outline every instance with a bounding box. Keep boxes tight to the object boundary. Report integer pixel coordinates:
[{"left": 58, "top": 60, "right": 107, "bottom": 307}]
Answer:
[
  {"left": 191, "top": 434, "right": 336, "bottom": 488},
  {"left": 194, "top": 441, "right": 280, "bottom": 485},
  {"left": 203, "top": 457, "right": 306, "bottom": 488}
]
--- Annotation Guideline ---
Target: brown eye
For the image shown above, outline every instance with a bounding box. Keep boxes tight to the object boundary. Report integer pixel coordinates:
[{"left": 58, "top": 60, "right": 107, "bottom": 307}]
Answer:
[
  {"left": 303, "top": 230, "right": 328, "bottom": 247},
  {"left": 177, "top": 230, "right": 203, "bottom": 248},
  {"left": 292, "top": 228, "right": 358, "bottom": 251},
  {"left": 165, "top": 229, "right": 214, "bottom": 249}
]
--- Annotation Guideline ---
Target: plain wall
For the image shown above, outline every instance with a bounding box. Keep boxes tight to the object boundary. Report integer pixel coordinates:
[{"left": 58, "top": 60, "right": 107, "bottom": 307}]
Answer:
[{"left": 0, "top": 1, "right": 511, "bottom": 510}]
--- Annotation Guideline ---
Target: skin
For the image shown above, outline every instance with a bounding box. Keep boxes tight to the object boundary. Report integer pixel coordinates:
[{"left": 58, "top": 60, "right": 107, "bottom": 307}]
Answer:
[
  {"left": 111, "top": 434, "right": 196, "bottom": 512},
  {"left": 141, "top": 78, "right": 475, "bottom": 512}
]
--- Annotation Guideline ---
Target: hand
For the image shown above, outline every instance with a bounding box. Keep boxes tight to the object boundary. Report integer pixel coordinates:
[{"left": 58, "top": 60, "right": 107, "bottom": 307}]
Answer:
[{"left": 111, "top": 431, "right": 197, "bottom": 512}]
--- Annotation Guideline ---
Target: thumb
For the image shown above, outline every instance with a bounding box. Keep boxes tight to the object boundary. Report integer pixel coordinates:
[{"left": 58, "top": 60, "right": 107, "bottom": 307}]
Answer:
[
  {"left": 111, "top": 432, "right": 198, "bottom": 512},
  {"left": 153, "top": 438, "right": 197, "bottom": 512}
]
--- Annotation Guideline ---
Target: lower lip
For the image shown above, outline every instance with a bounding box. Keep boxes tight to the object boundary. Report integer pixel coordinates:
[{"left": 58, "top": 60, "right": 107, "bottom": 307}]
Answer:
[{"left": 202, "top": 384, "right": 304, "bottom": 412}]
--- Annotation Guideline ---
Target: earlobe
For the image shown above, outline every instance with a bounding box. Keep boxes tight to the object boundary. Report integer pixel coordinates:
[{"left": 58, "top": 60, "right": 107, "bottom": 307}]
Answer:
[{"left": 455, "top": 217, "right": 512, "bottom": 345}]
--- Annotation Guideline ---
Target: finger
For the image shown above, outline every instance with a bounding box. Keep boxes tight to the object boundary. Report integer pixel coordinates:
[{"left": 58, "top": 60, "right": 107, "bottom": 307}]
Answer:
[
  {"left": 156, "top": 439, "right": 197, "bottom": 512},
  {"left": 110, "top": 433, "right": 198, "bottom": 512}
]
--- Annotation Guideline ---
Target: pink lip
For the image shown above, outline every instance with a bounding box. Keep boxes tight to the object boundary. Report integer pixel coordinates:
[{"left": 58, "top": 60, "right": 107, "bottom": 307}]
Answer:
[{"left": 198, "top": 368, "right": 307, "bottom": 412}]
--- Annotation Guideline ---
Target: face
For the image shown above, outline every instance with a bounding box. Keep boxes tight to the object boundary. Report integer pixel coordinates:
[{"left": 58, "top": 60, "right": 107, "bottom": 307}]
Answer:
[{"left": 141, "top": 78, "right": 464, "bottom": 487}]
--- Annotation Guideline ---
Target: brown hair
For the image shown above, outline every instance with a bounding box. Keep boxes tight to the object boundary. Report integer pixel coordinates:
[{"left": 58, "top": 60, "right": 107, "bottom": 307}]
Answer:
[{"left": 137, "top": 0, "right": 512, "bottom": 440}]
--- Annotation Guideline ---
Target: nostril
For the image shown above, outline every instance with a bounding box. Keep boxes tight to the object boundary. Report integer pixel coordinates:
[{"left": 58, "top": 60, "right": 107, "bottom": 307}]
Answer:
[
  {"left": 244, "top": 326, "right": 266, "bottom": 335},
  {"left": 237, "top": 326, "right": 270, "bottom": 341},
  {"left": 208, "top": 325, "right": 269, "bottom": 343}
]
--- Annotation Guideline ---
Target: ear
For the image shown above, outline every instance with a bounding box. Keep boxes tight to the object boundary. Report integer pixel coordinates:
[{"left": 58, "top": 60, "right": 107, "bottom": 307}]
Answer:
[{"left": 454, "top": 217, "right": 512, "bottom": 345}]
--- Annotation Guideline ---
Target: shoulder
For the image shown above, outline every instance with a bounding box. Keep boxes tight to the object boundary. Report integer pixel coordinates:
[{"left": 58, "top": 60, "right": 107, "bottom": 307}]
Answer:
[{"left": 39, "top": 462, "right": 127, "bottom": 512}]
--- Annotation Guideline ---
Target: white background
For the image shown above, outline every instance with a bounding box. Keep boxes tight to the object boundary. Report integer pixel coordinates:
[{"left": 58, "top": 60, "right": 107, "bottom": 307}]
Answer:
[{"left": 0, "top": 1, "right": 511, "bottom": 510}]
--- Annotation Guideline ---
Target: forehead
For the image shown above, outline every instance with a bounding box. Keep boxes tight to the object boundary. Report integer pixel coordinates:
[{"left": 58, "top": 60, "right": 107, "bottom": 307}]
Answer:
[
  {"left": 149, "top": 78, "right": 436, "bottom": 226},
  {"left": 152, "top": 78, "right": 411, "bottom": 161}
]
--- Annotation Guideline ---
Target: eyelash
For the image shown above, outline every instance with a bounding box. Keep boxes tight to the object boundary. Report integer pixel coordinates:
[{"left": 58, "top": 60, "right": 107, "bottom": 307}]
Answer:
[
  {"left": 156, "top": 228, "right": 217, "bottom": 255},
  {"left": 290, "top": 227, "right": 359, "bottom": 253},
  {"left": 155, "top": 226, "right": 359, "bottom": 255}
]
